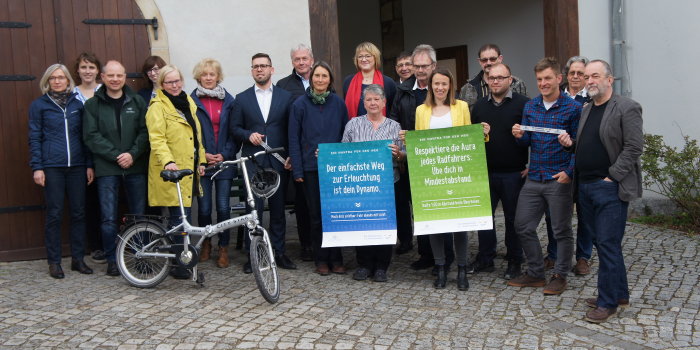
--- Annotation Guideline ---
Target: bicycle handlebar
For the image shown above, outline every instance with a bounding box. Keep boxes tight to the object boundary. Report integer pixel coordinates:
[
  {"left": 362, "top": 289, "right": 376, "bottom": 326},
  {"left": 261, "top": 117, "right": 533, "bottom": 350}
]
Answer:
[{"left": 206, "top": 147, "right": 286, "bottom": 177}]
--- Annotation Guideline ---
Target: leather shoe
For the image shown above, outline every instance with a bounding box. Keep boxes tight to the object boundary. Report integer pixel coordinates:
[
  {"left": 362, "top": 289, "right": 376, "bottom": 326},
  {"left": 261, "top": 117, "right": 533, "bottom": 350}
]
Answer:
[
  {"left": 573, "top": 258, "right": 591, "bottom": 275},
  {"left": 353, "top": 267, "right": 370, "bottom": 281},
  {"left": 410, "top": 257, "right": 434, "bottom": 270},
  {"left": 331, "top": 265, "right": 346, "bottom": 274},
  {"left": 507, "top": 273, "right": 546, "bottom": 287},
  {"left": 315, "top": 263, "right": 330, "bottom": 276},
  {"left": 544, "top": 257, "right": 555, "bottom": 270},
  {"left": 466, "top": 259, "right": 495, "bottom": 274},
  {"left": 395, "top": 242, "right": 413, "bottom": 255},
  {"left": 543, "top": 274, "right": 567, "bottom": 295},
  {"left": 503, "top": 261, "right": 522, "bottom": 280},
  {"left": 243, "top": 260, "right": 252, "bottom": 274},
  {"left": 373, "top": 269, "right": 388, "bottom": 282},
  {"left": 299, "top": 246, "right": 313, "bottom": 262},
  {"left": 49, "top": 264, "right": 64, "bottom": 279},
  {"left": 585, "top": 297, "right": 629, "bottom": 309},
  {"left": 106, "top": 262, "right": 120, "bottom": 276},
  {"left": 431, "top": 264, "right": 450, "bottom": 276},
  {"left": 275, "top": 254, "right": 297, "bottom": 270},
  {"left": 585, "top": 306, "right": 617, "bottom": 323},
  {"left": 71, "top": 258, "right": 93, "bottom": 274}
]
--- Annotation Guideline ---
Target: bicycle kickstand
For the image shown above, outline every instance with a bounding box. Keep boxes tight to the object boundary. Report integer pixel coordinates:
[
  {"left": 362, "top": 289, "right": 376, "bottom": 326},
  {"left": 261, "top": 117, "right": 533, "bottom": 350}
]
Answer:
[{"left": 192, "top": 266, "right": 205, "bottom": 286}]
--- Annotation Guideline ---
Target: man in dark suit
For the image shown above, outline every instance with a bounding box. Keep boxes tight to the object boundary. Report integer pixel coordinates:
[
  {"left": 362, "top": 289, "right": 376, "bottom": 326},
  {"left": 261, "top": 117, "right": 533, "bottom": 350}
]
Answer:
[
  {"left": 558, "top": 59, "right": 643, "bottom": 323},
  {"left": 231, "top": 53, "right": 296, "bottom": 271}
]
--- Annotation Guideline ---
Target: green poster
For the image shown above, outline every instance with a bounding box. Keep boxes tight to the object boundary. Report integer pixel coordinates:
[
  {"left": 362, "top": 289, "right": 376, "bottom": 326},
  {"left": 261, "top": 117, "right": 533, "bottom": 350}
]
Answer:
[{"left": 405, "top": 124, "right": 493, "bottom": 235}]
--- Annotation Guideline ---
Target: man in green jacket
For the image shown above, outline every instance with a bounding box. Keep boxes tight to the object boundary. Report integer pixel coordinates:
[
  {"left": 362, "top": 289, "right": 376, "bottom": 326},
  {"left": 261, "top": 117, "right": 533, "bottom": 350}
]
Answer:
[{"left": 83, "top": 60, "right": 149, "bottom": 276}]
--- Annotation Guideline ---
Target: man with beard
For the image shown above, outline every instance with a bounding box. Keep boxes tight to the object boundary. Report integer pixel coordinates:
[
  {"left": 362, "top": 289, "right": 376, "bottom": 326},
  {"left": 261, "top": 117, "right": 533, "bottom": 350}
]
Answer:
[
  {"left": 230, "top": 53, "right": 296, "bottom": 272},
  {"left": 458, "top": 44, "right": 527, "bottom": 107},
  {"left": 469, "top": 63, "right": 529, "bottom": 280},
  {"left": 558, "top": 59, "right": 643, "bottom": 323}
]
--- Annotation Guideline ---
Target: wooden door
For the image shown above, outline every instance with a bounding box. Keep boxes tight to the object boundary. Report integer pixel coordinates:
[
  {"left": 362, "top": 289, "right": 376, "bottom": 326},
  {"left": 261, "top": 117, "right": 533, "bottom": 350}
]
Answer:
[{"left": 0, "top": 0, "right": 152, "bottom": 261}]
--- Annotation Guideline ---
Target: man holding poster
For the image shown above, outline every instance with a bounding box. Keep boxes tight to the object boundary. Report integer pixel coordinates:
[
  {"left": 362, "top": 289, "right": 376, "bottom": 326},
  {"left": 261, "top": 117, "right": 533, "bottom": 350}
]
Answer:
[
  {"left": 406, "top": 68, "right": 491, "bottom": 290},
  {"left": 334, "top": 84, "right": 403, "bottom": 282},
  {"left": 508, "top": 57, "right": 581, "bottom": 295}
]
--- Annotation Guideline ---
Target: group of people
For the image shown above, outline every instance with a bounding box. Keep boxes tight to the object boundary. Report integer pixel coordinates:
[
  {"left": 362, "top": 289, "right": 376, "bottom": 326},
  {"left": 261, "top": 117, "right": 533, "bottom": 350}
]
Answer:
[{"left": 29, "top": 41, "right": 643, "bottom": 324}]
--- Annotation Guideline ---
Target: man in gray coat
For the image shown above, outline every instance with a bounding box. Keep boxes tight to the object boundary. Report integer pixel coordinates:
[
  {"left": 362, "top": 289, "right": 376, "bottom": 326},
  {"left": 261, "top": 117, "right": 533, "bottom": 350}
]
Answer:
[{"left": 558, "top": 59, "right": 643, "bottom": 323}]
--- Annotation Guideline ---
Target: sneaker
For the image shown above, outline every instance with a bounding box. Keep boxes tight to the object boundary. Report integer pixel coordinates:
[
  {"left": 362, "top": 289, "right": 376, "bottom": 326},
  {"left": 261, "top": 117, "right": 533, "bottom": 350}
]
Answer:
[
  {"left": 91, "top": 250, "right": 107, "bottom": 264},
  {"left": 466, "top": 260, "right": 495, "bottom": 274},
  {"left": 573, "top": 258, "right": 591, "bottom": 275},
  {"left": 373, "top": 269, "right": 388, "bottom": 282},
  {"left": 543, "top": 274, "right": 567, "bottom": 295},
  {"left": 352, "top": 268, "right": 370, "bottom": 281},
  {"left": 543, "top": 257, "right": 555, "bottom": 270},
  {"left": 503, "top": 261, "right": 522, "bottom": 280},
  {"left": 507, "top": 273, "right": 546, "bottom": 287},
  {"left": 585, "top": 297, "right": 629, "bottom": 309},
  {"left": 585, "top": 306, "right": 617, "bottom": 323}
]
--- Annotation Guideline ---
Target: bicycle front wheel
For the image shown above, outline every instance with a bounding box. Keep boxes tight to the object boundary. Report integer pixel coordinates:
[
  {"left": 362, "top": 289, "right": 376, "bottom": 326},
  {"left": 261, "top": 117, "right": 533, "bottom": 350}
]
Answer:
[
  {"left": 250, "top": 232, "right": 280, "bottom": 303},
  {"left": 117, "top": 221, "right": 171, "bottom": 288}
]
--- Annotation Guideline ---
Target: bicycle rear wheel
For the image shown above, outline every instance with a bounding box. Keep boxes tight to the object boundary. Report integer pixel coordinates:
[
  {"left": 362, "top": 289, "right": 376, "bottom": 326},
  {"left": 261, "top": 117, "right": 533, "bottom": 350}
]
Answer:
[
  {"left": 117, "top": 221, "right": 171, "bottom": 288},
  {"left": 250, "top": 230, "right": 280, "bottom": 303}
]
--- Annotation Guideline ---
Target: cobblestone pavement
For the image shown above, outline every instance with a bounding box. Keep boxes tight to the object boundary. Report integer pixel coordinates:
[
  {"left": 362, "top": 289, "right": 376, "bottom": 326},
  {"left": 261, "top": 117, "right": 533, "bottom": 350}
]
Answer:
[{"left": 1, "top": 214, "right": 699, "bottom": 349}]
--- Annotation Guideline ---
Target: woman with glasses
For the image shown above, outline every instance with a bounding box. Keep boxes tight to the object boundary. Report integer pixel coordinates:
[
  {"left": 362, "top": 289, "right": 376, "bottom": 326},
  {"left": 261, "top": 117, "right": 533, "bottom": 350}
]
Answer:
[
  {"left": 341, "top": 84, "right": 404, "bottom": 282},
  {"left": 145, "top": 65, "right": 206, "bottom": 279},
  {"left": 190, "top": 58, "right": 237, "bottom": 268},
  {"left": 289, "top": 61, "right": 349, "bottom": 276},
  {"left": 29, "top": 64, "right": 95, "bottom": 278},
  {"left": 415, "top": 68, "right": 490, "bottom": 291},
  {"left": 342, "top": 42, "right": 396, "bottom": 119},
  {"left": 138, "top": 55, "right": 167, "bottom": 105}
]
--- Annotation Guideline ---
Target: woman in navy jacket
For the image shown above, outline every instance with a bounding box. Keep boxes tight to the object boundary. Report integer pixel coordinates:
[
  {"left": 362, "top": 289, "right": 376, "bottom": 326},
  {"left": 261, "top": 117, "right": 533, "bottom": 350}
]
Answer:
[
  {"left": 190, "top": 58, "right": 238, "bottom": 268},
  {"left": 288, "top": 61, "right": 349, "bottom": 275},
  {"left": 29, "top": 64, "right": 94, "bottom": 279}
]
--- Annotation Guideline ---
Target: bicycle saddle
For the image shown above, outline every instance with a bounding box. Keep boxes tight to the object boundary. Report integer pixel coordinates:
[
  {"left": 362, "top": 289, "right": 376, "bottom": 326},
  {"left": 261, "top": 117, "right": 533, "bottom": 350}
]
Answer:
[{"left": 160, "top": 169, "right": 194, "bottom": 182}]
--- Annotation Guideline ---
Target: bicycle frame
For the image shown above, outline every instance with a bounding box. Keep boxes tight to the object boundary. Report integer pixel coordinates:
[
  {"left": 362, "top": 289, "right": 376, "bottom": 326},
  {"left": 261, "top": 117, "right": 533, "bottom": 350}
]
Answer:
[{"left": 134, "top": 150, "right": 275, "bottom": 263}]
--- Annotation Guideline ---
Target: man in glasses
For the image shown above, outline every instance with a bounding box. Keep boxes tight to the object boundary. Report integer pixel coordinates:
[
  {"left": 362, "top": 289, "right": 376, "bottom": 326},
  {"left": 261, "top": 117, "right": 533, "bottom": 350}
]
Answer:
[
  {"left": 394, "top": 51, "right": 414, "bottom": 85},
  {"left": 458, "top": 44, "right": 528, "bottom": 107},
  {"left": 562, "top": 56, "right": 591, "bottom": 104},
  {"left": 469, "top": 63, "right": 530, "bottom": 280},
  {"left": 230, "top": 53, "right": 296, "bottom": 272}
]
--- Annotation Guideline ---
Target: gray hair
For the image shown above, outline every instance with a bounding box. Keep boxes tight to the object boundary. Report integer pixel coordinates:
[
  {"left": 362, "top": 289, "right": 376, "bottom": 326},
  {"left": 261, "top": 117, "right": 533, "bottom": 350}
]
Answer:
[
  {"left": 290, "top": 43, "right": 313, "bottom": 59},
  {"left": 588, "top": 59, "right": 614, "bottom": 77},
  {"left": 564, "top": 55, "right": 589, "bottom": 74},
  {"left": 412, "top": 44, "right": 436, "bottom": 64},
  {"left": 362, "top": 84, "right": 385, "bottom": 100},
  {"left": 39, "top": 64, "right": 75, "bottom": 94}
]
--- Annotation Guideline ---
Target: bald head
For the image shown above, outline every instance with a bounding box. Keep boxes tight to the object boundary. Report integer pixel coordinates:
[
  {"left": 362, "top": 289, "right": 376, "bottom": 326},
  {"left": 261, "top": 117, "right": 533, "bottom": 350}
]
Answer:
[{"left": 101, "top": 60, "right": 126, "bottom": 97}]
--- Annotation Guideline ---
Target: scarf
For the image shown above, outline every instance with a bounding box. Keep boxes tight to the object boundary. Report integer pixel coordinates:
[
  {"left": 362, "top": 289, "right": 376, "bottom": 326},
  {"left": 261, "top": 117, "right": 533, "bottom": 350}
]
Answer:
[
  {"left": 307, "top": 87, "right": 330, "bottom": 105},
  {"left": 344, "top": 70, "right": 385, "bottom": 118},
  {"left": 162, "top": 90, "right": 200, "bottom": 158},
  {"left": 195, "top": 84, "right": 226, "bottom": 99},
  {"left": 48, "top": 89, "right": 73, "bottom": 109}
]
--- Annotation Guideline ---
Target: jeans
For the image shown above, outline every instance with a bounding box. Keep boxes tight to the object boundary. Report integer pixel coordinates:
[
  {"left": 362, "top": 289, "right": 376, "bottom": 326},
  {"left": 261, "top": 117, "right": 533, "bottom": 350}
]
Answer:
[
  {"left": 545, "top": 203, "right": 594, "bottom": 261},
  {"left": 476, "top": 171, "right": 524, "bottom": 264},
  {"left": 43, "top": 167, "right": 87, "bottom": 264},
  {"left": 578, "top": 179, "right": 629, "bottom": 308},
  {"left": 97, "top": 174, "right": 147, "bottom": 262},
  {"left": 303, "top": 171, "right": 343, "bottom": 266},
  {"left": 514, "top": 179, "right": 574, "bottom": 278},
  {"left": 198, "top": 176, "right": 232, "bottom": 247}
]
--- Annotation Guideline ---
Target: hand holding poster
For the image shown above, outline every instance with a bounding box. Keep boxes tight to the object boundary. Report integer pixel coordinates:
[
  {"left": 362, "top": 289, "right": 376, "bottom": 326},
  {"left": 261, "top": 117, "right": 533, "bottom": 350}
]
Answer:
[
  {"left": 318, "top": 140, "right": 397, "bottom": 247},
  {"left": 405, "top": 125, "right": 492, "bottom": 235}
]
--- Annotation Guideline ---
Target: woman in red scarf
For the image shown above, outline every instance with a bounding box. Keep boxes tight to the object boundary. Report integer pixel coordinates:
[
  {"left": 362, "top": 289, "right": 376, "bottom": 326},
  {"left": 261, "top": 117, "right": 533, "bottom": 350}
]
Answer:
[{"left": 342, "top": 42, "right": 396, "bottom": 118}]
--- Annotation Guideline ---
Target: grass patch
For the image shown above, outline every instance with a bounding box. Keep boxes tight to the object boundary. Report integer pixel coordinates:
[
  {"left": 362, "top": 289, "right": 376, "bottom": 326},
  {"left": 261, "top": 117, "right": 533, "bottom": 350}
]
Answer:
[{"left": 631, "top": 213, "right": 699, "bottom": 235}]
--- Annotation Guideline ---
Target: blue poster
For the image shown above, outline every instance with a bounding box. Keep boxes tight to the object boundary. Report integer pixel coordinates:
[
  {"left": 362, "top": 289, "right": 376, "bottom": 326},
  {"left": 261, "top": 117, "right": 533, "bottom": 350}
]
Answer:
[{"left": 318, "top": 140, "right": 397, "bottom": 247}]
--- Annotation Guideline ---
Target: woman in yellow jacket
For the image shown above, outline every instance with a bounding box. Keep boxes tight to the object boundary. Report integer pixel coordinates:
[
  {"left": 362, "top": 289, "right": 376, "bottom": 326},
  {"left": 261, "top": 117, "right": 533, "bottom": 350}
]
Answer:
[
  {"left": 415, "top": 68, "right": 490, "bottom": 291},
  {"left": 146, "top": 65, "right": 206, "bottom": 228}
]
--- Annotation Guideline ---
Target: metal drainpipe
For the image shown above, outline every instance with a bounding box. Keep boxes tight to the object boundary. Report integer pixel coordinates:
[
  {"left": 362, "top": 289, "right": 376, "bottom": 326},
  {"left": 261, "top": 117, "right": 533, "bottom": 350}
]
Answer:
[{"left": 611, "top": 0, "right": 629, "bottom": 96}]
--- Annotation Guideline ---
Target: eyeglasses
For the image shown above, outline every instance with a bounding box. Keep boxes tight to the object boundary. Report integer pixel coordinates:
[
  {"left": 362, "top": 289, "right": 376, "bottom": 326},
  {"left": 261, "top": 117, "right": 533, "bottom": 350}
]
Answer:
[
  {"left": 396, "top": 63, "right": 413, "bottom": 68},
  {"left": 357, "top": 55, "right": 373, "bottom": 61},
  {"left": 148, "top": 66, "right": 160, "bottom": 74},
  {"left": 487, "top": 75, "right": 511, "bottom": 82},
  {"left": 162, "top": 79, "right": 181, "bottom": 86},
  {"left": 251, "top": 64, "right": 271, "bottom": 70},
  {"left": 568, "top": 71, "right": 585, "bottom": 77},
  {"left": 413, "top": 64, "right": 433, "bottom": 71},
  {"left": 479, "top": 56, "right": 499, "bottom": 63},
  {"left": 48, "top": 76, "right": 67, "bottom": 81}
]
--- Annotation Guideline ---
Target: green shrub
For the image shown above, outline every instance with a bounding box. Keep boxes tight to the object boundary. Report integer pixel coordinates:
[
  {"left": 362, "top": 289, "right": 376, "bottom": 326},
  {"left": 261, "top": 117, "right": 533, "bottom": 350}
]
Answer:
[{"left": 641, "top": 134, "right": 700, "bottom": 227}]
